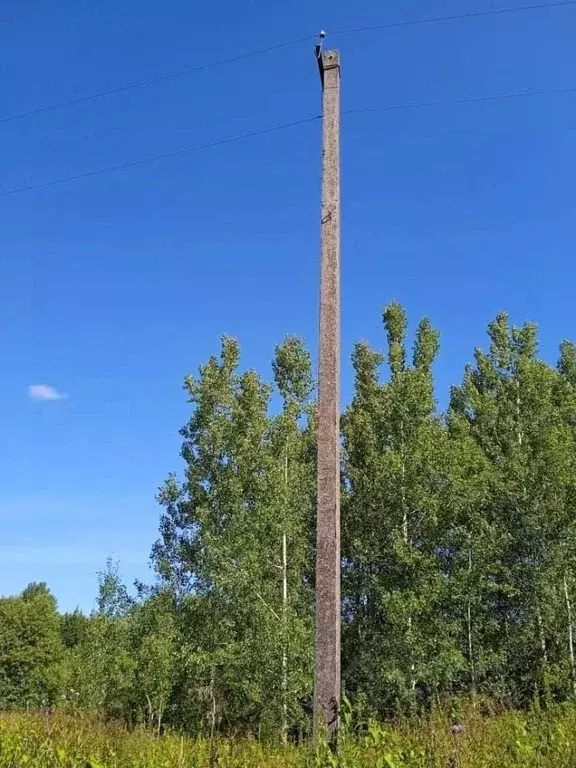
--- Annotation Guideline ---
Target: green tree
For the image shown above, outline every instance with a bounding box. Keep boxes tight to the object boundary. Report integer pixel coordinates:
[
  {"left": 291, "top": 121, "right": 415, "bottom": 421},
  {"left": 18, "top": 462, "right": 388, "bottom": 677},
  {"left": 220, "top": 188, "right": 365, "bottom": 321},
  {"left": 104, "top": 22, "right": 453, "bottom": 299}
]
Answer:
[
  {"left": 268, "top": 336, "right": 316, "bottom": 741},
  {"left": 63, "top": 565, "right": 136, "bottom": 721},
  {"left": 342, "top": 304, "right": 457, "bottom": 716},
  {"left": 131, "top": 591, "right": 179, "bottom": 734},
  {"left": 441, "top": 395, "right": 498, "bottom": 698},
  {"left": 0, "top": 583, "right": 64, "bottom": 708},
  {"left": 97, "top": 558, "right": 134, "bottom": 618},
  {"left": 450, "top": 313, "right": 576, "bottom": 702},
  {"left": 153, "top": 336, "right": 316, "bottom": 740},
  {"left": 61, "top": 609, "right": 89, "bottom": 650}
]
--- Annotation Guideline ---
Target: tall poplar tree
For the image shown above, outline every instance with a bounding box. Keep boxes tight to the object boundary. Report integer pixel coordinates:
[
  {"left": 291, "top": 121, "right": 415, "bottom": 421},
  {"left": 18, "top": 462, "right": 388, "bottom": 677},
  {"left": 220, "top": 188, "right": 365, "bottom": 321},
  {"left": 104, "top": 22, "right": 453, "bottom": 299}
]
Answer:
[
  {"left": 450, "top": 314, "right": 576, "bottom": 702},
  {"left": 342, "top": 303, "right": 456, "bottom": 715},
  {"left": 153, "top": 336, "right": 315, "bottom": 739}
]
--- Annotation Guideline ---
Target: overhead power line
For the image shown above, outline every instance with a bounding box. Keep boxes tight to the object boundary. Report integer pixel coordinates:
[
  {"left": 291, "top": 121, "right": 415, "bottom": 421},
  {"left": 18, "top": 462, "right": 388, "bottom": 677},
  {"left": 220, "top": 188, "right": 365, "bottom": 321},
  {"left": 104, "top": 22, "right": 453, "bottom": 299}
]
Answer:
[
  {"left": 343, "top": 84, "right": 576, "bottom": 116},
  {"left": 1, "top": 1, "right": 574, "bottom": 127},
  {"left": 0, "top": 35, "right": 314, "bottom": 126},
  {"left": 333, "top": 0, "right": 576, "bottom": 36},
  {"left": 1, "top": 81, "right": 574, "bottom": 199},
  {"left": 0, "top": 115, "right": 321, "bottom": 198}
]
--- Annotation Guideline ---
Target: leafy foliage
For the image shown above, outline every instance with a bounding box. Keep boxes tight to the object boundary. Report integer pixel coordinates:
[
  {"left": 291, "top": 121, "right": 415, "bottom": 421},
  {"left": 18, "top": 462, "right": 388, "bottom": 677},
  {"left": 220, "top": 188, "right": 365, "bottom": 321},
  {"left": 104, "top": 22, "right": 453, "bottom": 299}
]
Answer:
[
  {"left": 3, "top": 305, "right": 576, "bottom": 744},
  {"left": 2, "top": 707, "right": 576, "bottom": 767}
]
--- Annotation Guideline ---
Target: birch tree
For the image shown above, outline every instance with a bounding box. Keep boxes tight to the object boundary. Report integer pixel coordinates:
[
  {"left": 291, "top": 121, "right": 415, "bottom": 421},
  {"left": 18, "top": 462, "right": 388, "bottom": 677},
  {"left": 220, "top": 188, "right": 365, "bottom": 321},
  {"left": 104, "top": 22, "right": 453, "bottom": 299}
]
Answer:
[{"left": 153, "top": 336, "right": 315, "bottom": 739}]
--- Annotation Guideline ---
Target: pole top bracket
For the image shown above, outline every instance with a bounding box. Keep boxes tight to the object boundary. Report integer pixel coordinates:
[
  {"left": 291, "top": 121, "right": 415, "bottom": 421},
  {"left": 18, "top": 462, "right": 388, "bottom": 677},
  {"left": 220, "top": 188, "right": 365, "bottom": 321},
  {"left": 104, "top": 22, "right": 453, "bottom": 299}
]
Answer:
[{"left": 315, "top": 42, "right": 340, "bottom": 87}]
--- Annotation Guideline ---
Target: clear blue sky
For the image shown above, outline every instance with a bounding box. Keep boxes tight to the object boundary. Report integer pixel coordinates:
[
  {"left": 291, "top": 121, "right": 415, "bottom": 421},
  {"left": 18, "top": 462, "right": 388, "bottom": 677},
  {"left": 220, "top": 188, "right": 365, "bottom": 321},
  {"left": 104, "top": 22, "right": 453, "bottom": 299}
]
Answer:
[{"left": 1, "top": 0, "right": 574, "bottom": 612}]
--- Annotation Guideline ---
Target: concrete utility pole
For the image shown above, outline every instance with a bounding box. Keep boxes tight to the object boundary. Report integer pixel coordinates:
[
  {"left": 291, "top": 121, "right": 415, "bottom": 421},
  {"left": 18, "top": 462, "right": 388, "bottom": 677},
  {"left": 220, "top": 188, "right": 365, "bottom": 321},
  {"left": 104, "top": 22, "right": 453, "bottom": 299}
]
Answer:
[{"left": 314, "top": 42, "right": 341, "bottom": 742}]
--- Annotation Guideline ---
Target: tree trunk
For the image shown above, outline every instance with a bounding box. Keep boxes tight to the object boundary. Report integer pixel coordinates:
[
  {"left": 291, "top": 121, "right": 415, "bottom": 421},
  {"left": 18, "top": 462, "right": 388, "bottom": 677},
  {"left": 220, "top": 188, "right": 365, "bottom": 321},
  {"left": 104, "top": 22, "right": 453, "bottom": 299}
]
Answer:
[
  {"left": 282, "top": 531, "right": 288, "bottom": 744},
  {"left": 145, "top": 692, "right": 153, "bottom": 729},
  {"left": 467, "top": 544, "right": 476, "bottom": 696},
  {"left": 536, "top": 603, "right": 550, "bottom": 701},
  {"left": 536, "top": 605, "right": 548, "bottom": 665},
  {"left": 281, "top": 453, "right": 288, "bottom": 745},
  {"left": 563, "top": 573, "right": 576, "bottom": 698},
  {"left": 400, "top": 424, "right": 416, "bottom": 694},
  {"left": 515, "top": 378, "right": 523, "bottom": 448},
  {"left": 209, "top": 668, "right": 217, "bottom": 742}
]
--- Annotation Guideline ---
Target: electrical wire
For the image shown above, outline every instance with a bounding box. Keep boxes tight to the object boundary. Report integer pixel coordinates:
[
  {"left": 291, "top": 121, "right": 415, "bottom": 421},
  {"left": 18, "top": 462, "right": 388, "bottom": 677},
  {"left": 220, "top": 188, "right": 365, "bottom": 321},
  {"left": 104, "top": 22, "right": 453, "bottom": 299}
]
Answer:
[
  {"left": 332, "top": 0, "right": 576, "bottom": 36},
  {"left": 0, "top": 115, "right": 321, "bottom": 198},
  {"left": 0, "top": 35, "right": 314, "bottom": 126},
  {"left": 342, "top": 84, "right": 576, "bottom": 116},
  {"left": 2, "top": 1, "right": 575, "bottom": 127},
  {"left": 2, "top": 79, "right": 575, "bottom": 199}
]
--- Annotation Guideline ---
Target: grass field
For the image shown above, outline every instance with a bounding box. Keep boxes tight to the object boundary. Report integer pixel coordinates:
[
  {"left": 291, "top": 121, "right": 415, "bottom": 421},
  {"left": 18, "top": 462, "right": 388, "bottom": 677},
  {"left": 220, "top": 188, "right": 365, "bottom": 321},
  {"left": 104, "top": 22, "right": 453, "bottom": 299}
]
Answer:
[{"left": 1, "top": 705, "right": 576, "bottom": 767}]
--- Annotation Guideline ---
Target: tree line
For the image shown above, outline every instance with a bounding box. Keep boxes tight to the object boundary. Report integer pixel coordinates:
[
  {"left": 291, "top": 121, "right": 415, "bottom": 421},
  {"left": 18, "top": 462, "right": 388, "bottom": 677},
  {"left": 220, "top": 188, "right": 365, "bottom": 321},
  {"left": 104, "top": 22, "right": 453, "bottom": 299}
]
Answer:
[{"left": 2, "top": 304, "right": 576, "bottom": 741}]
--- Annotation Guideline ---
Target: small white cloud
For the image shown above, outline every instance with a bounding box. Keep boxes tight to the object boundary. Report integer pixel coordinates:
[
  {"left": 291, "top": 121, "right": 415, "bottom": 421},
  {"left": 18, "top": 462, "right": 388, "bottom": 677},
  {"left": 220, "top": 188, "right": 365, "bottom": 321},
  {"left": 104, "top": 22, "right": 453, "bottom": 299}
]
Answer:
[{"left": 28, "top": 384, "right": 67, "bottom": 401}]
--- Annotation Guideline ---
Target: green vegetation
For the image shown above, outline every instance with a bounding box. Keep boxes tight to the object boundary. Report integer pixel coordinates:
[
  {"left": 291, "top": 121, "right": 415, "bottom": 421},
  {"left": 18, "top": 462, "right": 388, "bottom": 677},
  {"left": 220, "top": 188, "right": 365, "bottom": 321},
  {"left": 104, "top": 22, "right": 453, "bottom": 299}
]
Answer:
[
  {"left": 2, "top": 706, "right": 576, "bottom": 766},
  {"left": 3, "top": 304, "right": 576, "bottom": 758}
]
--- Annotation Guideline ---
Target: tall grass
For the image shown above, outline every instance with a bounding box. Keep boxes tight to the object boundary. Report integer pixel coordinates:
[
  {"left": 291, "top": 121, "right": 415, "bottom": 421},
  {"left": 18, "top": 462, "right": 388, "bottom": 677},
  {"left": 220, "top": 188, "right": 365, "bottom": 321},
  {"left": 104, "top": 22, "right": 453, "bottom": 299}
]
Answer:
[{"left": 2, "top": 705, "right": 576, "bottom": 766}]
